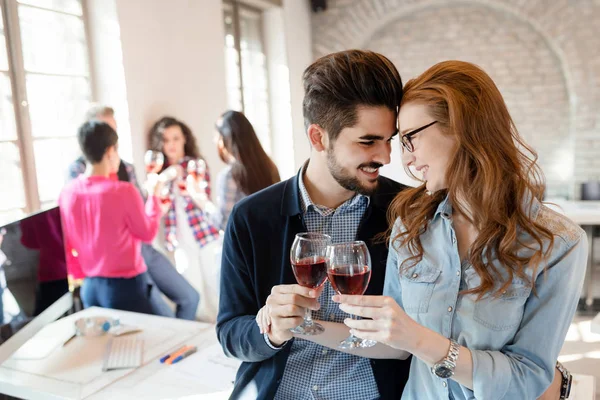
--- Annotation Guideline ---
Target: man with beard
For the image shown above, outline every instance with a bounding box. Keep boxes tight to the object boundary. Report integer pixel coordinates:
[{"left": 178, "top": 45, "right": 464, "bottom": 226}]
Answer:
[{"left": 217, "top": 50, "right": 411, "bottom": 399}]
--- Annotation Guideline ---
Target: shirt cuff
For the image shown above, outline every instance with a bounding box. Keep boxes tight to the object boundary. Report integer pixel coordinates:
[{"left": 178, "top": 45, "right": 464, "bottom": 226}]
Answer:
[
  {"left": 471, "top": 349, "right": 511, "bottom": 400},
  {"left": 263, "top": 333, "right": 286, "bottom": 350}
]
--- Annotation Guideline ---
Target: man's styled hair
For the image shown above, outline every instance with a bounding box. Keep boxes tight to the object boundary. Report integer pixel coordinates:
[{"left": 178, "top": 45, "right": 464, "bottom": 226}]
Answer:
[
  {"left": 84, "top": 104, "right": 114, "bottom": 122},
  {"left": 302, "top": 49, "right": 403, "bottom": 141},
  {"left": 77, "top": 120, "right": 118, "bottom": 164}
]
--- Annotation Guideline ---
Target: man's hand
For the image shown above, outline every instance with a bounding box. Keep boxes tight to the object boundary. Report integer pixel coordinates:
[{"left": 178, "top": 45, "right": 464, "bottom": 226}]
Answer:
[{"left": 264, "top": 284, "right": 322, "bottom": 346}]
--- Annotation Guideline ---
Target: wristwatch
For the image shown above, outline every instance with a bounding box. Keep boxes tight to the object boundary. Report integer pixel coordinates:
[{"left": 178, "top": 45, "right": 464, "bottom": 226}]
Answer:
[
  {"left": 432, "top": 338, "right": 460, "bottom": 379},
  {"left": 556, "top": 361, "right": 572, "bottom": 399}
]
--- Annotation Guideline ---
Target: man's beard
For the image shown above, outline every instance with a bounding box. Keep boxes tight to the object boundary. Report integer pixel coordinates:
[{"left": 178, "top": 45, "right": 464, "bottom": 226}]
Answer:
[{"left": 326, "top": 149, "right": 381, "bottom": 196}]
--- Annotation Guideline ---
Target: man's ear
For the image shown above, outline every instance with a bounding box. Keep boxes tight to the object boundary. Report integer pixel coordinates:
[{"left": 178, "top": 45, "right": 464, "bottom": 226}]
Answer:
[{"left": 307, "top": 124, "right": 328, "bottom": 152}]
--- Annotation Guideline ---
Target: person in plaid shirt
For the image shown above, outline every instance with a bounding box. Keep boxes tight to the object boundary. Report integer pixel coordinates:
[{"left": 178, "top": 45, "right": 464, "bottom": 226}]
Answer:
[{"left": 148, "top": 116, "right": 221, "bottom": 322}]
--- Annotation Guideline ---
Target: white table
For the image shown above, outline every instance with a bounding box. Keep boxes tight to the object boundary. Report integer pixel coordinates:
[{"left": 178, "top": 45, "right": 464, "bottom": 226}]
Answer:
[
  {"left": 0, "top": 307, "right": 596, "bottom": 399},
  {"left": 0, "top": 307, "right": 240, "bottom": 400}
]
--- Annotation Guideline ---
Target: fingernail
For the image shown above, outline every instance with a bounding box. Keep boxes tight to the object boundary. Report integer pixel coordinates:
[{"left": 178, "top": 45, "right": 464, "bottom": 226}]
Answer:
[
  {"left": 344, "top": 318, "right": 351, "bottom": 324},
  {"left": 332, "top": 295, "right": 339, "bottom": 302},
  {"left": 309, "top": 290, "right": 316, "bottom": 297}
]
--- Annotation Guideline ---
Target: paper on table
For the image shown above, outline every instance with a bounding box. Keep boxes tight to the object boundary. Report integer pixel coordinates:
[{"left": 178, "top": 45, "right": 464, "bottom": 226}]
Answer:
[{"left": 169, "top": 342, "right": 240, "bottom": 391}]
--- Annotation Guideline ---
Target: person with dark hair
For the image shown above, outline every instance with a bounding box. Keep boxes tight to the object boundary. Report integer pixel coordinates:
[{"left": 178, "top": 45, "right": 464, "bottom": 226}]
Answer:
[
  {"left": 147, "top": 116, "right": 220, "bottom": 322},
  {"left": 216, "top": 49, "right": 411, "bottom": 399},
  {"left": 59, "top": 120, "right": 170, "bottom": 314},
  {"left": 188, "top": 110, "right": 280, "bottom": 230},
  {"left": 66, "top": 106, "right": 200, "bottom": 321}
]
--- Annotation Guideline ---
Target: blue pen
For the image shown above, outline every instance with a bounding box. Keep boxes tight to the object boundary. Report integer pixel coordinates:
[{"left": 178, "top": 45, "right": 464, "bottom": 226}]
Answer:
[
  {"left": 171, "top": 346, "right": 197, "bottom": 364},
  {"left": 159, "top": 345, "right": 186, "bottom": 363}
]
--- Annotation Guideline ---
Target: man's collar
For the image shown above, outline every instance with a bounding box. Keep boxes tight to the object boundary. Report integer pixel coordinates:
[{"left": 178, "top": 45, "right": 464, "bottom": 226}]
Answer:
[{"left": 298, "top": 161, "right": 369, "bottom": 213}]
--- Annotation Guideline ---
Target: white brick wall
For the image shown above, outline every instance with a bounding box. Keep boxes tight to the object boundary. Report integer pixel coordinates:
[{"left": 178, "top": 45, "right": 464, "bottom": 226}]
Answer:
[{"left": 312, "top": 0, "right": 600, "bottom": 198}]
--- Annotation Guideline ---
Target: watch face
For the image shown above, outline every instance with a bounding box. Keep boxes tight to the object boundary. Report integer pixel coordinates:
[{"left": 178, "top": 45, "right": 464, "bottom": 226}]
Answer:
[{"left": 434, "top": 364, "right": 454, "bottom": 379}]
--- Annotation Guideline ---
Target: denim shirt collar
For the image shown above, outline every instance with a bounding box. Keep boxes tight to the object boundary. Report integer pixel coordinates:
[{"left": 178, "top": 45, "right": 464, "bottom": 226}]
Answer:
[{"left": 432, "top": 190, "right": 542, "bottom": 221}]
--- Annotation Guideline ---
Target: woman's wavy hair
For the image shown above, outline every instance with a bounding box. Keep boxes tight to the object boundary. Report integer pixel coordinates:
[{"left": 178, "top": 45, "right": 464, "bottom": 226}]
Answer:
[
  {"left": 389, "top": 60, "right": 554, "bottom": 299},
  {"left": 147, "top": 116, "right": 202, "bottom": 171}
]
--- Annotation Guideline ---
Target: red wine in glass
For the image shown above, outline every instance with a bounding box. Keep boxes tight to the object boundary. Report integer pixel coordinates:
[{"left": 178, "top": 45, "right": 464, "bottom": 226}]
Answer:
[
  {"left": 326, "top": 240, "right": 376, "bottom": 349},
  {"left": 289, "top": 233, "right": 332, "bottom": 335},
  {"left": 144, "top": 150, "right": 164, "bottom": 174},
  {"left": 328, "top": 264, "right": 371, "bottom": 296},
  {"left": 291, "top": 257, "right": 328, "bottom": 289},
  {"left": 145, "top": 163, "right": 156, "bottom": 174}
]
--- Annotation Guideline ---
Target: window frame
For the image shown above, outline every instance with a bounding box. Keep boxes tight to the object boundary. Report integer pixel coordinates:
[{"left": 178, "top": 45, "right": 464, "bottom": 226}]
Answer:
[{"left": 0, "top": 0, "right": 94, "bottom": 219}]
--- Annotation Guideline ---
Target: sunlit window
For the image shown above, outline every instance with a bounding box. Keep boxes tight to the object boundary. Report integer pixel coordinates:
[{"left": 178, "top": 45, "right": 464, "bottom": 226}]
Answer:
[
  {"left": 222, "top": 1, "right": 271, "bottom": 154},
  {"left": 0, "top": 0, "right": 91, "bottom": 225}
]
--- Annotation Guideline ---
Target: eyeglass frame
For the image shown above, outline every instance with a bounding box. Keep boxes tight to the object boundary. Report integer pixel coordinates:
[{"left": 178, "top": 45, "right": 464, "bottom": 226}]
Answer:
[{"left": 400, "top": 120, "right": 438, "bottom": 152}]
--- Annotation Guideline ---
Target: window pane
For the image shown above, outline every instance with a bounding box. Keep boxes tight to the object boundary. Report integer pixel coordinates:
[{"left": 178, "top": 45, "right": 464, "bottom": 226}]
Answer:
[
  {"left": 0, "top": 73, "right": 17, "bottom": 141},
  {"left": 0, "top": 142, "right": 27, "bottom": 213},
  {"left": 18, "top": 0, "right": 82, "bottom": 16},
  {"left": 223, "top": 7, "right": 242, "bottom": 111},
  {"left": 33, "top": 137, "right": 79, "bottom": 202},
  {"left": 19, "top": 5, "right": 88, "bottom": 75},
  {"left": 26, "top": 74, "right": 90, "bottom": 138},
  {"left": 0, "top": 5, "right": 8, "bottom": 71},
  {"left": 239, "top": 9, "right": 271, "bottom": 154}
]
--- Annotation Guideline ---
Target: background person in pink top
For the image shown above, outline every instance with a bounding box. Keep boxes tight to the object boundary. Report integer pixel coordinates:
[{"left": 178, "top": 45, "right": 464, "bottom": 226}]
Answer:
[{"left": 59, "top": 120, "right": 169, "bottom": 314}]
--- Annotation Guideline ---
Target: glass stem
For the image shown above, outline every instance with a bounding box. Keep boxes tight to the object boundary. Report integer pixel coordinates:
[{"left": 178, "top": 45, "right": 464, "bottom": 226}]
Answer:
[
  {"left": 349, "top": 313, "right": 358, "bottom": 340},
  {"left": 304, "top": 308, "right": 314, "bottom": 326}
]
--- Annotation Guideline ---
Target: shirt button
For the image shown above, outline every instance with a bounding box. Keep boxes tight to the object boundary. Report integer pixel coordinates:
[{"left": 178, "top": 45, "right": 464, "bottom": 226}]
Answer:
[
  {"left": 452, "top": 237, "right": 456, "bottom": 244},
  {"left": 442, "top": 381, "right": 447, "bottom": 388},
  {"left": 448, "top": 306, "right": 453, "bottom": 312},
  {"left": 312, "top": 385, "right": 319, "bottom": 391},
  {"left": 456, "top": 270, "right": 460, "bottom": 277},
  {"left": 322, "top": 349, "right": 328, "bottom": 355},
  {"left": 329, "top": 313, "right": 335, "bottom": 321},
  {"left": 412, "top": 273, "right": 418, "bottom": 279}
]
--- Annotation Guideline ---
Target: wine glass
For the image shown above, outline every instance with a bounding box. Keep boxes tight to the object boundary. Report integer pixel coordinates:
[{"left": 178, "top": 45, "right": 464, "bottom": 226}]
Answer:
[
  {"left": 187, "top": 159, "right": 208, "bottom": 190},
  {"left": 159, "top": 185, "right": 171, "bottom": 207},
  {"left": 326, "top": 240, "right": 376, "bottom": 349},
  {"left": 144, "top": 150, "right": 164, "bottom": 174},
  {"left": 289, "top": 233, "right": 332, "bottom": 335}
]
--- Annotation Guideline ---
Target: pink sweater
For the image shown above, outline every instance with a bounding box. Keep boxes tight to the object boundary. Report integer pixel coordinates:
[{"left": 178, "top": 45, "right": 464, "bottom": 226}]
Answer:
[{"left": 59, "top": 175, "right": 161, "bottom": 278}]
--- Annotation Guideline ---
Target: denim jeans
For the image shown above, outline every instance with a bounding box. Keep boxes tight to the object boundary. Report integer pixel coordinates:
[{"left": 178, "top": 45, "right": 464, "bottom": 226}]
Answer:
[
  {"left": 81, "top": 272, "right": 157, "bottom": 314},
  {"left": 142, "top": 244, "right": 200, "bottom": 320}
]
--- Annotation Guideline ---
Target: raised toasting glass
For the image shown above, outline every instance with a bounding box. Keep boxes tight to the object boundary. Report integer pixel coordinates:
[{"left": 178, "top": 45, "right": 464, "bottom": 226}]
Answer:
[
  {"left": 290, "top": 233, "right": 332, "bottom": 335},
  {"left": 144, "top": 150, "right": 164, "bottom": 174},
  {"left": 187, "top": 159, "right": 208, "bottom": 190},
  {"left": 326, "top": 240, "right": 376, "bottom": 349}
]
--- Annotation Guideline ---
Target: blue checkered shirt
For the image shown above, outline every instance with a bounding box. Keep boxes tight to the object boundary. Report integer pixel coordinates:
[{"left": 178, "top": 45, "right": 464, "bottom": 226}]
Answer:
[{"left": 273, "top": 167, "right": 380, "bottom": 400}]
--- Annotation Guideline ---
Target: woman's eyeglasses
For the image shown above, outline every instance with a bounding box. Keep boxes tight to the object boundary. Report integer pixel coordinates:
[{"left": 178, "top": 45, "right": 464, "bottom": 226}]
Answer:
[{"left": 400, "top": 120, "right": 438, "bottom": 152}]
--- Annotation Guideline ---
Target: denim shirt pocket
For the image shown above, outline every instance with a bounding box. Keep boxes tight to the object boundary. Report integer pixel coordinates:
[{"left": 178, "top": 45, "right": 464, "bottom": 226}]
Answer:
[
  {"left": 399, "top": 261, "right": 442, "bottom": 314},
  {"left": 467, "top": 269, "right": 531, "bottom": 331}
]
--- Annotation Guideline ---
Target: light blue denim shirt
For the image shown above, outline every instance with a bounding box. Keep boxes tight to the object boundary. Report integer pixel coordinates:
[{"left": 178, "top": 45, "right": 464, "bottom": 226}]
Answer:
[{"left": 384, "top": 195, "right": 588, "bottom": 400}]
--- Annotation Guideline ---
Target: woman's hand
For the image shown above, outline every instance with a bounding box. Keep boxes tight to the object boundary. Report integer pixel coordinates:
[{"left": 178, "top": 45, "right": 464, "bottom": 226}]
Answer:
[{"left": 333, "top": 294, "right": 422, "bottom": 351}]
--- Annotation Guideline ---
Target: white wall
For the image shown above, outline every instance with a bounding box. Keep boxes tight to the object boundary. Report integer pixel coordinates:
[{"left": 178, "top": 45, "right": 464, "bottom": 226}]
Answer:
[
  {"left": 87, "top": 0, "right": 311, "bottom": 182},
  {"left": 86, "top": 0, "right": 133, "bottom": 162},
  {"left": 112, "top": 0, "right": 227, "bottom": 179}
]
